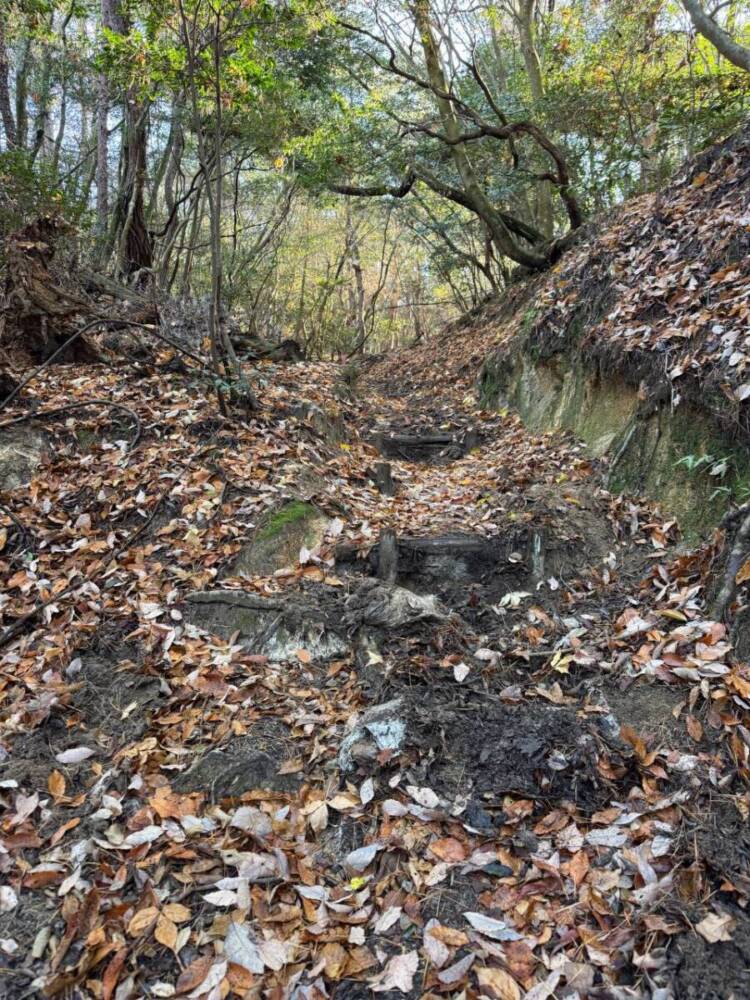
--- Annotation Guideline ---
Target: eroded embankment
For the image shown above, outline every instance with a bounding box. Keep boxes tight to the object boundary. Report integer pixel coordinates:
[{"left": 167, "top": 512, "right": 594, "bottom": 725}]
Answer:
[{"left": 476, "top": 126, "right": 750, "bottom": 540}]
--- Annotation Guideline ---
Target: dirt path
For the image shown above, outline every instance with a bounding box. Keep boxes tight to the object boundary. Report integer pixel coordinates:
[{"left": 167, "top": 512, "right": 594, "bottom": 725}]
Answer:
[{"left": 0, "top": 347, "right": 748, "bottom": 999}]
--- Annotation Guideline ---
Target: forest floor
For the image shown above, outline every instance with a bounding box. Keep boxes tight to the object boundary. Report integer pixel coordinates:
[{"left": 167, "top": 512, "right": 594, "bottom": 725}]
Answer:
[{"left": 1, "top": 328, "right": 749, "bottom": 1000}]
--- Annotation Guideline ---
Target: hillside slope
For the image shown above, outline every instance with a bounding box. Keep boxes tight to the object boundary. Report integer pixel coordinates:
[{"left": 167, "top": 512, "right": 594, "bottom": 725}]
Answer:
[{"left": 1, "top": 133, "right": 750, "bottom": 1000}]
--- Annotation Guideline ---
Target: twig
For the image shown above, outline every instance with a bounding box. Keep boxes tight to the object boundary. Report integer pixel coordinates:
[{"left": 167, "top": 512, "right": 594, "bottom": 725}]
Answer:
[{"left": 0, "top": 399, "right": 142, "bottom": 450}]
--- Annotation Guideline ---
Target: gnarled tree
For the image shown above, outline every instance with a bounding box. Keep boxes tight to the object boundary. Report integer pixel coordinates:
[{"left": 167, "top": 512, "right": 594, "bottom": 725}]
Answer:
[{"left": 330, "top": 0, "right": 583, "bottom": 271}]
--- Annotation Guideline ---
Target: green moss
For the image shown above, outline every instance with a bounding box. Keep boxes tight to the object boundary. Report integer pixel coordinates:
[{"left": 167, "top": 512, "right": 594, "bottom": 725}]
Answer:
[{"left": 257, "top": 501, "right": 317, "bottom": 542}]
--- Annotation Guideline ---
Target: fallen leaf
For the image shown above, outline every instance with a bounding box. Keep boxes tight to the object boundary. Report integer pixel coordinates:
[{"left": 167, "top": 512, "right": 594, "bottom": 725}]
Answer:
[
  {"left": 123, "top": 825, "right": 164, "bottom": 848},
  {"left": 224, "top": 922, "right": 264, "bottom": 973},
  {"left": 128, "top": 906, "right": 159, "bottom": 937},
  {"left": 0, "top": 887, "right": 18, "bottom": 913},
  {"left": 438, "top": 953, "right": 475, "bottom": 985},
  {"left": 48, "top": 770, "right": 66, "bottom": 799},
  {"left": 360, "top": 777, "right": 375, "bottom": 805},
  {"left": 187, "top": 959, "right": 227, "bottom": 998},
  {"left": 476, "top": 966, "right": 521, "bottom": 1000},
  {"left": 345, "top": 842, "right": 382, "bottom": 871},
  {"left": 464, "top": 912, "right": 522, "bottom": 941},
  {"left": 155, "top": 912, "right": 178, "bottom": 951},
  {"left": 686, "top": 715, "right": 703, "bottom": 742},
  {"left": 321, "top": 942, "right": 349, "bottom": 979},
  {"left": 175, "top": 955, "right": 213, "bottom": 996},
  {"left": 163, "top": 903, "right": 191, "bottom": 923},
  {"left": 422, "top": 920, "right": 450, "bottom": 968},
  {"left": 696, "top": 911, "right": 736, "bottom": 943},
  {"left": 406, "top": 785, "right": 439, "bottom": 809},
  {"left": 374, "top": 906, "right": 402, "bottom": 933},
  {"left": 55, "top": 747, "right": 95, "bottom": 764},
  {"left": 453, "top": 662, "right": 470, "bottom": 682},
  {"left": 736, "top": 556, "right": 750, "bottom": 585},
  {"left": 429, "top": 837, "right": 467, "bottom": 863},
  {"left": 372, "top": 950, "right": 418, "bottom": 993}
]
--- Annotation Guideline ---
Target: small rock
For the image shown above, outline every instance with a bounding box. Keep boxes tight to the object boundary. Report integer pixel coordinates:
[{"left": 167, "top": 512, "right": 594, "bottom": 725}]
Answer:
[
  {"left": 339, "top": 698, "right": 406, "bottom": 772},
  {"left": 233, "top": 500, "right": 328, "bottom": 577}
]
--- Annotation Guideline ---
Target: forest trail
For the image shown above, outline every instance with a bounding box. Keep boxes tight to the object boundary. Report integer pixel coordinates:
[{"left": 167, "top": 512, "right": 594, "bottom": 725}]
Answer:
[{"left": 1, "top": 337, "right": 749, "bottom": 1000}]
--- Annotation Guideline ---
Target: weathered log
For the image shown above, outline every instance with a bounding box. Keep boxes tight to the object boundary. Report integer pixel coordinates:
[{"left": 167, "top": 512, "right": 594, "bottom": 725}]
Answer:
[
  {"left": 371, "top": 461, "right": 396, "bottom": 496},
  {"left": 373, "top": 428, "right": 479, "bottom": 462},
  {"left": 377, "top": 528, "right": 399, "bottom": 585}
]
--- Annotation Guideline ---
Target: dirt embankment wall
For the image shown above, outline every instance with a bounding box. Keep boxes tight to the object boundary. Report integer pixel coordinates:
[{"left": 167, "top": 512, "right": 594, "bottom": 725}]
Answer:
[{"left": 478, "top": 127, "right": 750, "bottom": 540}]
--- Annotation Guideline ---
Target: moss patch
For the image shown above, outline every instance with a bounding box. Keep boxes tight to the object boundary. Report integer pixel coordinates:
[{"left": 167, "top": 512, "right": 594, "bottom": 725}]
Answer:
[
  {"left": 257, "top": 500, "right": 317, "bottom": 542},
  {"left": 231, "top": 500, "right": 328, "bottom": 578}
]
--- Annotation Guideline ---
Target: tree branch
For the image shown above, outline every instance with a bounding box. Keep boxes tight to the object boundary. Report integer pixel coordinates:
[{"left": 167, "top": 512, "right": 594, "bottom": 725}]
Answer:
[{"left": 682, "top": 0, "right": 750, "bottom": 71}]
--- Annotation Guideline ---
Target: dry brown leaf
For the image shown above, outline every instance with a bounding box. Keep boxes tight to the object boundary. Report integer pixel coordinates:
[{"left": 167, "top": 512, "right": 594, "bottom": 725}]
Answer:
[
  {"left": 568, "top": 850, "right": 590, "bottom": 887},
  {"left": 321, "top": 942, "right": 349, "bottom": 980},
  {"left": 476, "top": 966, "right": 521, "bottom": 1000},
  {"left": 175, "top": 954, "right": 214, "bottom": 995},
  {"left": 48, "top": 770, "right": 66, "bottom": 799},
  {"left": 278, "top": 757, "right": 303, "bottom": 774},
  {"left": 736, "top": 556, "right": 750, "bottom": 585},
  {"left": 686, "top": 715, "right": 703, "bottom": 742},
  {"left": 102, "top": 947, "right": 128, "bottom": 1000},
  {"left": 695, "top": 912, "right": 735, "bottom": 943},
  {"left": 163, "top": 902, "right": 192, "bottom": 923},
  {"left": 429, "top": 837, "right": 467, "bottom": 863},
  {"left": 127, "top": 905, "right": 159, "bottom": 937},
  {"left": 155, "top": 912, "right": 178, "bottom": 951},
  {"left": 429, "top": 925, "right": 469, "bottom": 948}
]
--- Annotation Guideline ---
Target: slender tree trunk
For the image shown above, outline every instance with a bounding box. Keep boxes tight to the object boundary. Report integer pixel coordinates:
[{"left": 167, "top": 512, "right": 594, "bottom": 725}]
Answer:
[
  {"left": 515, "top": 0, "right": 553, "bottom": 237},
  {"left": 30, "top": 42, "right": 53, "bottom": 164},
  {"left": 96, "top": 73, "right": 110, "bottom": 234},
  {"left": 345, "top": 206, "right": 367, "bottom": 354},
  {"left": 51, "top": 79, "right": 67, "bottom": 176},
  {"left": 14, "top": 34, "right": 30, "bottom": 151},
  {"left": 114, "top": 99, "right": 153, "bottom": 275},
  {"left": 0, "top": 20, "right": 16, "bottom": 148},
  {"left": 96, "top": 0, "right": 124, "bottom": 242}
]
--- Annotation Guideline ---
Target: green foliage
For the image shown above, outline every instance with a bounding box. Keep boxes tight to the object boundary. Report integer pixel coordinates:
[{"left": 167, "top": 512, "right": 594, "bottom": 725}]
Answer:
[
  {"left": 0, "top": 150, "right": 79, "bottom": 255},
  {"left": 257, "top": 500, "right": 317, "bottom": 541}
]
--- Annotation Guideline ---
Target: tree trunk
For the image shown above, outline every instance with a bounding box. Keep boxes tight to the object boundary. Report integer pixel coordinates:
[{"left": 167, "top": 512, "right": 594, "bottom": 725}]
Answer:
[
  {"left": 95, "top": 72, "right": 109, "bottom": 235},
  {"left": 345, "top": 206, "right": 367, "bottom": 354},
  {"left": 114, "top": 99, "right": 153, "bottom": 276},
  {"left": 413, "top": 0, "right": 547, "bottom": 269},
  {"left": 30, "top": 41, "right": 53, "bottom": 164},
  {"left": 96, "top": 0, "right": 124, "bottom": 243},
  {"left": 14, "top": 34, "right": 30, "bottom": 150},
  {"left": 515, "top": 0, "right": 554, "bottom": 238},
  {"left": 100, "top": 0, "right": 153, "bottom": 276},
  {"left": 0, "top": 20, "right": 17, "bottom": 147}
]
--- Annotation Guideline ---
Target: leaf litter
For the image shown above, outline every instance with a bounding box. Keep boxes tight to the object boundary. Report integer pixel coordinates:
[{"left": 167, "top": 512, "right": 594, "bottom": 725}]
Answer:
[{"left": 3, "top": 148, "right": 750, "bottom": 998}]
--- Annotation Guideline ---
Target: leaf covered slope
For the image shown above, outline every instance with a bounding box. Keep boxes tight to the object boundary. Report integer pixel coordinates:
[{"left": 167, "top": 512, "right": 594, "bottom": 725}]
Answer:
[{"left": 2, "top": 131, "right": 750, "bottom": 999}]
